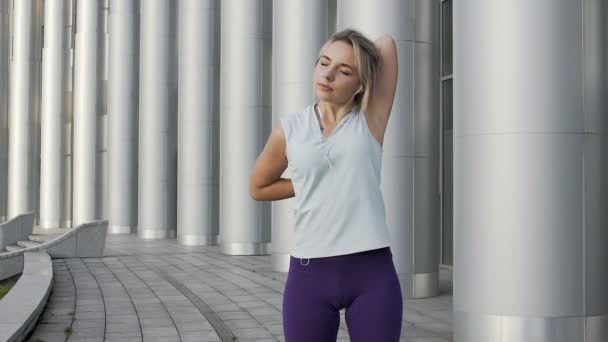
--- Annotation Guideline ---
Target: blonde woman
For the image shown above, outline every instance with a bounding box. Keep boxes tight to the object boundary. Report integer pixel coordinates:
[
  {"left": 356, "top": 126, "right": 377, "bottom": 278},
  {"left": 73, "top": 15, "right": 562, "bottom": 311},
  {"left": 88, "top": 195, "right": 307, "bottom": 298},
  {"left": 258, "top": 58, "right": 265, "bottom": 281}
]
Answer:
[{"left": 250, "top": 28, "right": 401, "bottom": 341}]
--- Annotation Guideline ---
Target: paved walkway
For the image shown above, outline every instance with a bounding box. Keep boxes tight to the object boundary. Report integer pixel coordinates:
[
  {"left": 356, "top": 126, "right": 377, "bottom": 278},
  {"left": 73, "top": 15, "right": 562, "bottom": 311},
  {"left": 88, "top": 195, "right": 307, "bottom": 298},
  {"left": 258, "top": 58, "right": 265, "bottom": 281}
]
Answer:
[{"left": 27, "top": 235, "right": 453, "bottom": 342}]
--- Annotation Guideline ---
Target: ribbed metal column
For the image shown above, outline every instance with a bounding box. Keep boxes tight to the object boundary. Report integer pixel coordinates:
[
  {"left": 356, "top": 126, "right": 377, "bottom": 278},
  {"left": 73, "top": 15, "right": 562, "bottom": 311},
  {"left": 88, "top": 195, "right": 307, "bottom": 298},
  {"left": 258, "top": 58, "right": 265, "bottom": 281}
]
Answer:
[
  {"left": 98, "top": 0, "right": 109, "bottom": 220},
  {"left": 337, "top": 0, "right": 440, "bottom": 299},
  {"left": 62, "top": 0, "right": 75, "bottom": 228},
  {"left": 7, "top": 0, "right": 43, "bottom": 220},
  {"left": 271, "top": 0, "right": 333, "bottom": 271},
  {"left": 138, "top": 0, "right": 178, "bottom": 239},
  {"left": 454, "top": 0, "right": 608, "bottom": 341},
  {"left": 219, "top": 0, "right": 272, "bottom": 255},
  {"left": 108, "top": 0, "right": 139, "bottom": 234},
  {"left": 72, "top": 0, "right": 103, "bottom": 226},
  {"left": 0, "top": 0, "right": 9, "bottom": 222},
  {"left": 39, "top": 0, "right": 67, "bottom": 229},
  {"left": 177, "top": 0, "right": 220, "bottom": 245}
]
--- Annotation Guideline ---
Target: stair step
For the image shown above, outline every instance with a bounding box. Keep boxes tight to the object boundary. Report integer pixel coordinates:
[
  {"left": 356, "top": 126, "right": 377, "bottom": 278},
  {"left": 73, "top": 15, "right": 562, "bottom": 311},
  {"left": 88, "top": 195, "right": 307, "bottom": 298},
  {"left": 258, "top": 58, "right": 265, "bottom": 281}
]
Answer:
[
  {"left": 5, "top": 245, "right": 25, "bottom": 252},
  {"left": 16, "top": 240, "right": 41, "bottom": 248},
  {"left": 28, "top": 234, "right": 61, "bottom": 243}
]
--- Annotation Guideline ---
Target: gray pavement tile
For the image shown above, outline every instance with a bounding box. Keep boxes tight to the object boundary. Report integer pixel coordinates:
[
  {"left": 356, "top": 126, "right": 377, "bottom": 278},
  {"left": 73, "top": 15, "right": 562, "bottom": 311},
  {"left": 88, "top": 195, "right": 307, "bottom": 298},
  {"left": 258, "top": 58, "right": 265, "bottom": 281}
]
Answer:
[
  {"left": 174, "top": 320, "right": 215, "bottom": 332},
  {"left": 141, "top": 326, "right": 180, "bottom": 337},
  {"left": 233, "top": 327, "right": 274, "bottom": 338},
  {"left": 69, "top": 325, "right": 105, "bottom": 338},
  {"left": 246, "top": 307, "right": 281, "bottom": 316},
  {"left": 224, "top": 319, "right": 263, "bottom": 330},
  {"left": 254, "top": 314, "right": 283, "bottom": 325},
  {"left": 140, "top": 336, "right": 181, "bottom": 342},
  {"left": 265, "top": 323, "right": 283, "bottom": 335},
  {"left": 106, "top": 314, "right": 138, "bottom": 324},
  {"left": 104, "top": 338, "right": 143, "bottom": 342},
  {"left": 138, "top": 317, "right": 175, "bottom": 328},
  {"left": 178, "top": 331, "right": 222, "bottom": 342},
  {"left": 26, "top": 333, "right": 67, "bottom": 342},
  {"left": 237, "top": 300, "right": 271, "bottom": 309},
  {"left": 73, "top": 311, "right": 105, "bottom": 320},
  {"left": 105, "top": 322, "right": 142, "bottom": 334},
  {"left": 217, "top": 310, "right": 252, "bottom": 320}
]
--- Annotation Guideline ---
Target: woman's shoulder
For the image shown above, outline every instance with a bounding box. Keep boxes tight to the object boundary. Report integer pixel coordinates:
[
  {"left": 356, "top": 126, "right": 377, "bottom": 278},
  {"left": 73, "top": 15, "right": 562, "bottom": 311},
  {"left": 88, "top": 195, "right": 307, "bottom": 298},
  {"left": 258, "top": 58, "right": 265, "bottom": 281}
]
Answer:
[{"left": 280, "top": 104, "right": 312, "bottom": 125}]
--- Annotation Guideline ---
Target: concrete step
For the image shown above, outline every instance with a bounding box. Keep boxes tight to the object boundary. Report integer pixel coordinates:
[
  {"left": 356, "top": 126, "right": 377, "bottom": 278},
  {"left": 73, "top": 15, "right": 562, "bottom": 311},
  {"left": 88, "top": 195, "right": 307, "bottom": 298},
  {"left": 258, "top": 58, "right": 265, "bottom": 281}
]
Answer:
[
  {"left": 16, "top": 240, "right": 41, "bottom": 248},
  {"left": 5, "top": 245, "right": 25, "bottom": 252},
  {"left": 28, "top": 234, "right": 61, "bottom": 243},
  {"left": 32, "top": 227, "right": 71, "bottom": 235}
]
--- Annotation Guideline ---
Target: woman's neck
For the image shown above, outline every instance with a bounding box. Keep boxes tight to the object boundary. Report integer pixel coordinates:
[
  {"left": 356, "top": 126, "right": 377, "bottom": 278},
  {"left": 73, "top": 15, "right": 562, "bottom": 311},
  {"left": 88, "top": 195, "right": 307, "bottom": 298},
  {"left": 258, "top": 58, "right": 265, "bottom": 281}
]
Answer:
[{"left": 316, "top": 101, "right": 351, "bottom": 124}]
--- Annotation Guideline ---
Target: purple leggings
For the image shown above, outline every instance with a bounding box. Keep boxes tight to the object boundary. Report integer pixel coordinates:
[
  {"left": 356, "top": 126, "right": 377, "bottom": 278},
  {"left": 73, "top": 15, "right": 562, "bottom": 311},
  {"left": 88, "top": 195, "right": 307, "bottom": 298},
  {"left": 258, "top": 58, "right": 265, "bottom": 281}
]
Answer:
[{"left": 282, "top": 247, "right": 403, "bottom": 341}]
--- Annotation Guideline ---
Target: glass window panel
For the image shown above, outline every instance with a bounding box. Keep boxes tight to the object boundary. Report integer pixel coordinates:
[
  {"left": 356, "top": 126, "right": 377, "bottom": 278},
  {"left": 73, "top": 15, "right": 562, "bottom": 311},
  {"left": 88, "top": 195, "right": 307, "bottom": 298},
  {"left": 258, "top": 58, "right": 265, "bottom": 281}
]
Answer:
[
  {"left": 442, "top": 79, "right": 452, "bottom": 130},
  {"left": 441, "top": 77, "right": 453, "bottom": 265},
  {"left": 441, "top": 0, "right": 453, "bottom": 76}
]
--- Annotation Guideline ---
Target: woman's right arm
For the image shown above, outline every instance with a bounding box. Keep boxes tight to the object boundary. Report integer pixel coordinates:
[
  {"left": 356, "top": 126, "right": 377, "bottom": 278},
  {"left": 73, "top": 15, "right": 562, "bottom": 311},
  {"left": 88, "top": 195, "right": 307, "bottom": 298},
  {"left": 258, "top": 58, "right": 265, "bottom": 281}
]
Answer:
[{"left": 249, "top": 122, "right": 295, "bottom": 201}]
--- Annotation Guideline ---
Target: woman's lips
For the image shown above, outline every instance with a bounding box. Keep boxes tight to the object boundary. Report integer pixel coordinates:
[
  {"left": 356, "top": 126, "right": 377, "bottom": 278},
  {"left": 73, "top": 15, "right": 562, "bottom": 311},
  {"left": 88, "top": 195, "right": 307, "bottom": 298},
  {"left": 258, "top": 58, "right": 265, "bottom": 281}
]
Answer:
[{"left": 318, "top": 83, "right": 333, "bottom": 91}]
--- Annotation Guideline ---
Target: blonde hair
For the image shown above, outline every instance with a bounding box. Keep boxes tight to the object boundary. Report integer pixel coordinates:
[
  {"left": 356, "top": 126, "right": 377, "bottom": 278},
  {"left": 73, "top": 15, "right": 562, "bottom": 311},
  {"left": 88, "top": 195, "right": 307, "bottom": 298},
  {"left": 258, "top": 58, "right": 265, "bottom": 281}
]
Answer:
[{"left": 313, "top": 28, "right": 380, "bottom": 114}]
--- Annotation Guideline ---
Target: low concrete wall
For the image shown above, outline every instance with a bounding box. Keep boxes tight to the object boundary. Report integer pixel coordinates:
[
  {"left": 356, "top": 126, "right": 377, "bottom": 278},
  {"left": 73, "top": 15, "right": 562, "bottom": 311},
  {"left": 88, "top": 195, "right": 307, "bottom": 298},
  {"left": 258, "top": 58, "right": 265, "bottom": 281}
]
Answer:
[
  {"left": 0, "top": 251, "right": 53, "bottom": 342},
  {"left": 0, "top": 220, "right": 108, "bottom": 281},
  {"left": 0, "top": 253, "right": 23, "bottom": 283},
  {"left": 0, "top": 213, "right": 35, "bottom": 251}
]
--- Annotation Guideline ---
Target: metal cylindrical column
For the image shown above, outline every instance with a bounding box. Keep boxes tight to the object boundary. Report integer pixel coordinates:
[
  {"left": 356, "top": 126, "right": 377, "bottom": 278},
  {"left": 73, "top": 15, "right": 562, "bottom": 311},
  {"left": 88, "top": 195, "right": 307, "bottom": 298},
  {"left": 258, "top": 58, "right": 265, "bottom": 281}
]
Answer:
[
  {"left": 98, "top": 0, "right": 110, "bottom": 221},
  {"left": 39, "top": 0, "right": 67, "bottom": 229},
  {"left": 219, "top": 0, "right": 272, "bottom": 255},
  {"left": 62, "top": 0, "right": 76, "bottom": 228},
  {"left": 0, "top": 0, "right": 9, "bottom": 222},
  {"left": 72, "top": 0, "right": 102, "bottom": 226},
  {"left": 337, "top": 0, "right": 441, "bottom": 299},
  {"left": 177, "top": 0, "right": 220, "bottom": 245},
  {"left": 108, "top": 0, "right": 139, "bottom": 234},
  {"left": 454, "top": 0, "right": 608, "bottom": 340},
  {"left": 8, "top": 0, "right": 42, "bottom": 220},
  {"left": 138, "top": 0, "right": 178, "bottom": 239},
  {"left": 271, "top": 0, "right": 332, "bottom": 270}
]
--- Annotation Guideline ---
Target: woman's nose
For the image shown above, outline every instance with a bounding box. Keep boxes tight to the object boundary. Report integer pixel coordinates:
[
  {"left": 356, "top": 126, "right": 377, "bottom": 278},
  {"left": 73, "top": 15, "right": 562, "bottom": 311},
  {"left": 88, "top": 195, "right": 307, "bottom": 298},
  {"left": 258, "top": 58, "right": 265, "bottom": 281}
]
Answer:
[{"left": 323, "top": 71, "right": 333, "bottom": 81}]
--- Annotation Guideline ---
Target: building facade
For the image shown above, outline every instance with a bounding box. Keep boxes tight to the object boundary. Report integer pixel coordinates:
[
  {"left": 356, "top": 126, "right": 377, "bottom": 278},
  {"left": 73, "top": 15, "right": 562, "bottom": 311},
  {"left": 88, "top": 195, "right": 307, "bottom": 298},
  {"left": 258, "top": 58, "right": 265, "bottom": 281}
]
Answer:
[{"left": 0, "top": 1, "right": 606, "bottom": 340}]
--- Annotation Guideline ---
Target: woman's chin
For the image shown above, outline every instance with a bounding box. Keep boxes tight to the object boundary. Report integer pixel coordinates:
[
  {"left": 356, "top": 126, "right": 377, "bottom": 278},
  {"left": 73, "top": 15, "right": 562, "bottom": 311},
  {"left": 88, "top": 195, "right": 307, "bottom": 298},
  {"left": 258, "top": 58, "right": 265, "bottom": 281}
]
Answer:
[{"left": 315, "top": 93, "right": 334, "bottom": 102}]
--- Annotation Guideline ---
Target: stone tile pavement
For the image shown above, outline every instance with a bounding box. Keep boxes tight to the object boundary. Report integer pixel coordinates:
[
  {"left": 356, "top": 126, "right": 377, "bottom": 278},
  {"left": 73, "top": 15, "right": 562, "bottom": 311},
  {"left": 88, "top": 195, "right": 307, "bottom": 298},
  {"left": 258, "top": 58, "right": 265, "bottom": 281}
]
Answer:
[{"left": 26, "top": 234, "right": 453, "bottom": 342}]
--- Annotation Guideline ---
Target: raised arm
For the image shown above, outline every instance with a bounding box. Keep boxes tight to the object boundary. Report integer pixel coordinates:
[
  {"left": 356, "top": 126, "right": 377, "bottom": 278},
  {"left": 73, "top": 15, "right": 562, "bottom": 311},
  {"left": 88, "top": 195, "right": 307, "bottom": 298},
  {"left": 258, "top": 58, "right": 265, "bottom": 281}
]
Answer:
[
  {"left": 249, "top": 122, "right": 295, "bottom": 201},
  {"left": 366, "top": 34, "right": 398, "bottom": 133}
]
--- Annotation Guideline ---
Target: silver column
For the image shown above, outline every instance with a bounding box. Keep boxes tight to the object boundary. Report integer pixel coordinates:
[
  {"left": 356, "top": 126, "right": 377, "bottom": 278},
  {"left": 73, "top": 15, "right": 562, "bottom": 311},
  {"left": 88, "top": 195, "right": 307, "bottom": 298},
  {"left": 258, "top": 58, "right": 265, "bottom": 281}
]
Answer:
[
  {"left": 454, "top": 0, "right": 608, "bottom": 341},
  {"left": 138, "top": 0, "right": 178, "bottom": 239},
  {"left": 39, "top": 0, "right": 67, "bottom": 229},
  {"left": 8, "top": 0, "right": 43, "bottom": 220},
  {"left": 337, "top": 0, "right": 440, "bottom": 299},
  {"left": 98, "top": 0, "right": 109, "bottom": 220},
  {"left": 177, "top": 0, "right": 220, "bottom": 245},
  {"left": 72, "top": 0, "right": 103, "bottom": 226},
  {"left": 62, "top": 0, "right": 76, "bottom": 228},
  {"left": 220, "top": 0, "right": 272, "bottom": 255},
  {"left": 271, "top": 0, "right": 333, "bottom": 271},
  {"left": 108, "top": 0, "right": 139, "bottom": 234},
  {"left": 0, "top": 0, "right": 9, "bottom": 222}
]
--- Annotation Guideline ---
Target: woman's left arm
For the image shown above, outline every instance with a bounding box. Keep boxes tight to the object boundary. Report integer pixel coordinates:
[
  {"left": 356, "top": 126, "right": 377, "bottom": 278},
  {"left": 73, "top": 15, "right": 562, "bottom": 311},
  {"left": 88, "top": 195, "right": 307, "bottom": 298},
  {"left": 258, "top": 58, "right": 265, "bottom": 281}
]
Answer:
[{"left": 367, "top": 34, "right": 398, "bottom": 130}]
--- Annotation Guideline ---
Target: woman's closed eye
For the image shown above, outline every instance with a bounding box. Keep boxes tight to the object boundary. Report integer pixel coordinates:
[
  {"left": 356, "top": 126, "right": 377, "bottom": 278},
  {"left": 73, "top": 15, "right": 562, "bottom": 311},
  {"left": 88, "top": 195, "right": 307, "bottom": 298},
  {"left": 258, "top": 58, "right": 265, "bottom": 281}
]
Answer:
[{"left": 320, "top": 62, "right": 351, "bottom": 76}]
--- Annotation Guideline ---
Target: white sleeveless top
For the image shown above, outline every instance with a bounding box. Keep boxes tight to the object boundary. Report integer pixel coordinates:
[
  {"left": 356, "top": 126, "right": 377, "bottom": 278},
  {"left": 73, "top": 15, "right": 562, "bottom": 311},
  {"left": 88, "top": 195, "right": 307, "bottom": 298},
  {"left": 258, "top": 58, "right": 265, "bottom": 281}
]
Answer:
[{"left": 280, "top": 103, "right": 393, "bottom": 258}]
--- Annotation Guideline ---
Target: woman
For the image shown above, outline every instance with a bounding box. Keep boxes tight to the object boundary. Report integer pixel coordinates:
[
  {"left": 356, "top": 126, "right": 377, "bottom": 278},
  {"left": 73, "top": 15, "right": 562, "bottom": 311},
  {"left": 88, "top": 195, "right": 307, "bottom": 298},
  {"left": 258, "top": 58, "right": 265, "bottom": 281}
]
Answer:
[{"left": 250, "top": 28, "right": 401, "bottom": 341}]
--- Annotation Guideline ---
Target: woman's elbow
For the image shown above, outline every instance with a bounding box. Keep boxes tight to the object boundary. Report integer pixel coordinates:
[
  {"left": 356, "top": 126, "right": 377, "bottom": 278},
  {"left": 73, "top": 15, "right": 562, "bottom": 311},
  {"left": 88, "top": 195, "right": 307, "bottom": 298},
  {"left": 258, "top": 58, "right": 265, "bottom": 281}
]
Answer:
[
  {"left": 249, "top": 174, "right": 266, "bottom": 201},
  {"left": 249, "top": 180, "right": 261, "bottom": 201}
]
